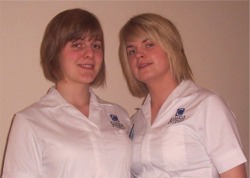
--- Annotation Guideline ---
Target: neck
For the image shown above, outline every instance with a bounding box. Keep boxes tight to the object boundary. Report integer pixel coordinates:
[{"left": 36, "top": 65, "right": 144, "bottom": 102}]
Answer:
[
  {"left": 56, "top": 81, "right": 90, "bottom": 116},
  {"left": 147, "top": 77, "right": 178, "bottom": 123},
  {"left": 148, "top": 77, "right": 178, "bottom": 106}
]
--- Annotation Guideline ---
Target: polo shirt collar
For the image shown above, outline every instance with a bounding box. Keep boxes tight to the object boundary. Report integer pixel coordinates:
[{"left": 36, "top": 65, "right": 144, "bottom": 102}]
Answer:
[
  {"left": 140, "top": 80, "right": 199, "bottom": 109},
  {"left": 40, "top": 86, "right": 112, "bottom": 108}
]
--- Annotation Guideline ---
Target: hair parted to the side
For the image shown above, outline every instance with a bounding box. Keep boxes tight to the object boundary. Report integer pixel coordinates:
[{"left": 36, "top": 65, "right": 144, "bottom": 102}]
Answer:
[
  {"left": 119, "top": 13, "right": 193, "bottom": 98},
  {"left": 40, "top": 8, "right": 106, "bottom": 87}
]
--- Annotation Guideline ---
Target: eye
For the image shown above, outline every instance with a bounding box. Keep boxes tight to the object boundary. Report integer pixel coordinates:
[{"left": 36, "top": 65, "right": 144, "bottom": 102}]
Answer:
[
  {"left": 145, "top": 42, "right": 154, "bottom": 48},
  {"left": 91, "top": 41, "right": 102, "bottom": 50},
  {"left": 92, "top": 44, "right": 102, "bottom": 49},
  {"left": 71, "top": 41, "right": 83, "bottom": 49},
  {"left": 127, "top": 48, "right": 136, "bottom": 56}
]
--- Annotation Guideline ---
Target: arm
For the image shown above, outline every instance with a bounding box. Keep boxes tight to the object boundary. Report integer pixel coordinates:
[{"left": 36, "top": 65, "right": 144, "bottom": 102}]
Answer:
[
  {"left": 220, "top": 164, "right": 247, "bottom": 178},
  {"left": 200, "top": 94, "right": 247, "bottom": 175},
  {"left": 2, "top": 114, "right": 42, "bottom": 178}
]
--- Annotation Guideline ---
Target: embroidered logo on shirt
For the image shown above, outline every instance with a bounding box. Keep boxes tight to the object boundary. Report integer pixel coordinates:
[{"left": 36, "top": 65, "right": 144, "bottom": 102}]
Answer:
[
  {"left": 110, "top": 114, "right": 125, "bottom": 129},
  {"left": 168, "top": 108, "right": 186, "bottom": 124}
]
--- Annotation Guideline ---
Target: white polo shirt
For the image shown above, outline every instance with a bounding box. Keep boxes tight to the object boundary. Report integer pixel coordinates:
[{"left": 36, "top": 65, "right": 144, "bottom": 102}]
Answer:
[
  {"left": 130, "top": 80, "right": 247, "bottom": 178},
  {"left": 2, "top": 87, "right": 132, "bottom": 178}
]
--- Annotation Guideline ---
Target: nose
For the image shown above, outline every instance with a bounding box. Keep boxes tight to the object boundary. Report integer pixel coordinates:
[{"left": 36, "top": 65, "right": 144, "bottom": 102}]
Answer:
[
  {"left": 135, "top": 48, "right": 145, "bottom": 59},
  {"left": 84, "top": 46, "right": 94, "bottom": 58}
]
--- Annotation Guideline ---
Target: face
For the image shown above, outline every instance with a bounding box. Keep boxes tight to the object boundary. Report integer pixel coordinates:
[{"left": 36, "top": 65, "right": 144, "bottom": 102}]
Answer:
[
  {"left": 59, "top": 37, "right": 103, "bottom": 86},
  {"left": 126, "top": 36, "right": 171, "bottom": 85}
]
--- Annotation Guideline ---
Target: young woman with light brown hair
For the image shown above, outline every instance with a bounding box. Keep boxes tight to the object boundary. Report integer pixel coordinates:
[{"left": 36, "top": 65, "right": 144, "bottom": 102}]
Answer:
[{"left": 2, "top": 8, "right": 132, "bottom": 178}]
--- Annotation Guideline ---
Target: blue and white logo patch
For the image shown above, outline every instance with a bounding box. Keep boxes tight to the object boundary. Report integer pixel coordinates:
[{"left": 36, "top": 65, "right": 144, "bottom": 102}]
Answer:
[
  {"left": 168, "top": 108, "right": 186, "bottom": 124},
  {"left": 110, "top": 114, "right": 125, "bottom": 129}
]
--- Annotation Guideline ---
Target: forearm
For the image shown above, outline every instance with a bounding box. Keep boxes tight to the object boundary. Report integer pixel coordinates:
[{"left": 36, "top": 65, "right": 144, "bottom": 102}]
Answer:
[{"left": 220, "top": 164, "right": 247, "bottom": 178}]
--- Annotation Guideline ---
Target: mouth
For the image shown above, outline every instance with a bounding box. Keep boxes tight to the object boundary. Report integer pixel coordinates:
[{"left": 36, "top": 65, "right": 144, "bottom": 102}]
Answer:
[
  {"left": 138, "top": 63, "right": 152, "bottom": 69},
  {"left": 78, "top": 64, "right": 94, "bottom": 69}
]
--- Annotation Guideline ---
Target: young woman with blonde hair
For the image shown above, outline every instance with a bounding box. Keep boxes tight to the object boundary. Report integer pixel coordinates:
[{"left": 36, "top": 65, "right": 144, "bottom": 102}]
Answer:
[{"left": 119, "top": 13, "right": 247, "bottom": 178}]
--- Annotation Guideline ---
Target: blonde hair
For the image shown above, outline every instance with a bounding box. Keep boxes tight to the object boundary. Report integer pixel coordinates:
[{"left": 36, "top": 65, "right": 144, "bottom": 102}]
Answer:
[
  {"left": 119, "top": 13, "right": 193, "bottom": 98},
  {"left": 41, "top": 8, "right": 106, "bottom": 87}
]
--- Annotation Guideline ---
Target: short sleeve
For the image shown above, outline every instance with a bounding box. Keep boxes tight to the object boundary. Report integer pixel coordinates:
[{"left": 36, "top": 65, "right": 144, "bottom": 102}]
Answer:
[
  {"left": 2, "top": 113, "right": 42, "bottom": 178},
  {"left": 199, "top": 94, "right": 247, "bottom": 173}
]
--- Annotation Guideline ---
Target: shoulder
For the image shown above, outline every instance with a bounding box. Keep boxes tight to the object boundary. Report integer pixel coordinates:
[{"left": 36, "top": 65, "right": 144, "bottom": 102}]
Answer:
[
  {"left": 186, "top": 84, "right": 236, "bottom": 128},
  {"left": 195, "top": 87, "right": 231, "bottom": 112},
  {"left": 14, "top": 88, "right": 56, "bottom": 121},
  {"left": 10, "top": 102, "right": 42, "bottom": 135},
  {"left": 183, "top": 81, "right": 230, "bottom": 109},
  {"left": 15, "top": 100, "right": 41, "bottom": 118}
]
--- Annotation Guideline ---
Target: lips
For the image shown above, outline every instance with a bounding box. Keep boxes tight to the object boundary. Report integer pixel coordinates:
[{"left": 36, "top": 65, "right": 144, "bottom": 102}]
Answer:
[
  {"left": 78, "top": 64, "right": 94, "bottom": 69},
  {"left": 138, "top": 63, "right": 152, "bottom": 69}
]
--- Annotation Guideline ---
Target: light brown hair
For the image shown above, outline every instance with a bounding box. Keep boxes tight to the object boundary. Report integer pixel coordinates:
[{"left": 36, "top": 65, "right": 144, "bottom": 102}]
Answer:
[{"left": 41, "top": 8, "right": 106, "bottom": 87}]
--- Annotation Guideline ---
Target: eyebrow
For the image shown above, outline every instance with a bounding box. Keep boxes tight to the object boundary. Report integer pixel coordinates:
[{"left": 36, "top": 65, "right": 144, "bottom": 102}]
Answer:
[
  {"left": 126, "top": 38, "right": 150, "bottom": 49},
  {"left": 74, "top": 37, "right": 102, "bottom": 43}
]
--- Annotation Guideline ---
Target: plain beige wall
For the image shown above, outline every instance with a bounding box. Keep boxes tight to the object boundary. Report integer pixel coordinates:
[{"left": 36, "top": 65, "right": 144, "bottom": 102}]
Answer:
[{"left": 0, "top": 1, "right": 249, "bottom": 174}]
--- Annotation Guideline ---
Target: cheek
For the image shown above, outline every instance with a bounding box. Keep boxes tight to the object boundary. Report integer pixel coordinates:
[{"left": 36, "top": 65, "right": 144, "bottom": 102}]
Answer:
[
  {"left": 96, "top": 51, "right": 104, "bottom": 62},
  {"left": 97, "top": 55, "right": 104, "bottom": 65},
  {"left": 128, "top": 58, "right": 136, "bottom": 69},
  {"left": 58, "top": 56, "right": 67, "bottom": 69},
  {"left": 128, "top": 60, "right": 139, "bottom": 78},
  {"left": 155, "top": 52, "right": 170, "bottom": 67},
  {"left": 95, "top": 57, "right": 104, "bottom": 71}
]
